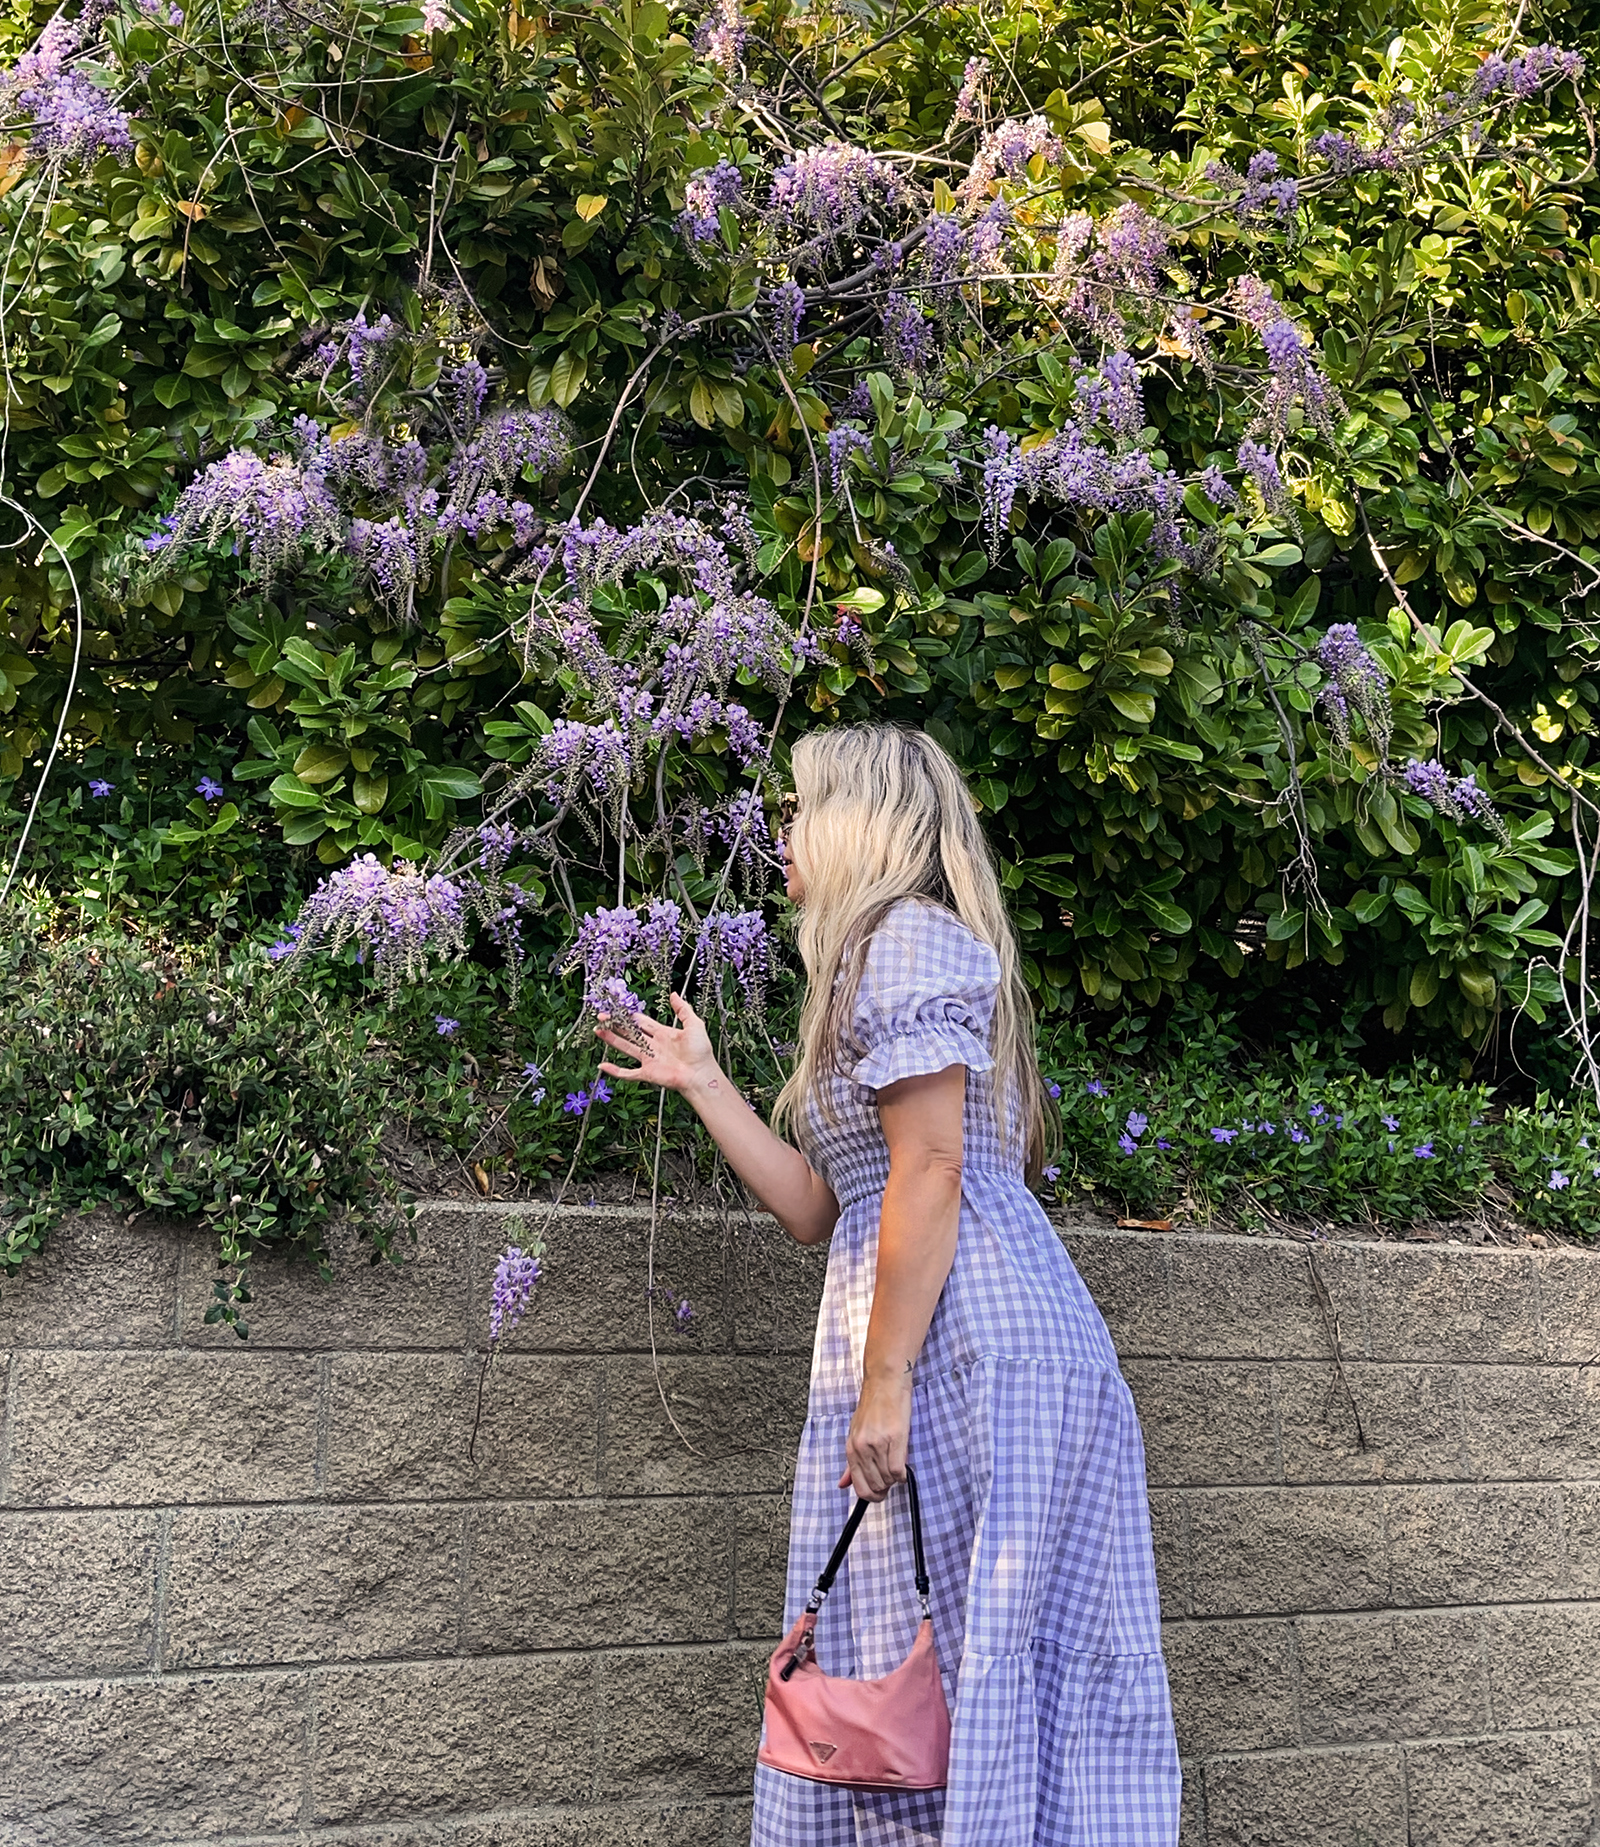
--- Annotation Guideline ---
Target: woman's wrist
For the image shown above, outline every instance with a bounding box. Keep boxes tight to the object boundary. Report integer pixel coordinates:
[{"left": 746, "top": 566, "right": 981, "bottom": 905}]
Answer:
[
  {"left": 681, "top": 1061, "right": 732, "bottom": 1109},
  {"left": 861, "top": 1359, "right": 915, "bottom": 1391}
]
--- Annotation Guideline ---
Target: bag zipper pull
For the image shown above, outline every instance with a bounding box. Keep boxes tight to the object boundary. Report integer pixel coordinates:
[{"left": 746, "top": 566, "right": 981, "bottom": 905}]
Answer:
[{"left": 779, "top": 1622, "right": 815, "bottom": 1681}]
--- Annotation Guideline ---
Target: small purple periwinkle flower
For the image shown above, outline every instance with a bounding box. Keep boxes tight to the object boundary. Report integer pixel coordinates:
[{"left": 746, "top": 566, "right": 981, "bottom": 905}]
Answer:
[
  {"left": 1289, "top": 1126, "right": 1308, "bottom": 1144},
  {"left": 434, "top": 1016, "right": 460, "bottom": 1036},
  {"left": 592, "top": 1078, "right": 613, "bottom": 1104},
  {"left": 1086, "top": 1079, "right": 1108, "bottom": 1098},
  {"left": 521, "top": 1062, "right": 547, "bottom": 1104},
  {"left": 1042, "top": 1164, "right": 1062, "bottom": 1182},
  {"left": 1550, "top": 1169, "right": 1570, "bottom": 1190},
  {"left": 1308, "top": 1103, "right": 1326, "bottom": 1120},
  {"left": 1382, "top": 1114, "right": 1400, "bottom": 1131},
  {"left": 88, "top": 778, "right": 114, "bottom": 797},
  {"left": 1413, "top": 1142, "right": 1435, "bottom": 1159},
  {"left": 1126, "top": 1110, "right": 1148, "bottom": 1138},
  {"left": 1156, "top": 1138, "right": 1172, "bottom": 1151},
  {"left": 489, "top": 1245, "right": 541, "bottom": 1341},
  {"left": 1211, "top": 1128, "right": 1237, "bottom": 1143},
  {"left": 675, "top": 1298, "right": 695, "bottom": 1327},
  {"left": 196, "top": 776, "right": 225, "bottom": 802},
  {"left": 564, "top": 1089, "right": 590, "bottom": 1115},
  {"left": 1117, "top": 1132, "right": 1138, "bottom": 1155},
  {"left": 1048, "top": 1083, "right": 1062, "bottom": 1099}
]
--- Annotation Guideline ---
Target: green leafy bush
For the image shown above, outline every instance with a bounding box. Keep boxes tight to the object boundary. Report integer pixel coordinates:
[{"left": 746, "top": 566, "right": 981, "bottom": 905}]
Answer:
[
  {"left": 0, "top": 896, "right": 410, "bottom": 1330},
  {"left": 0, "top": 0, "right": 1594, "bottom": 1068}
]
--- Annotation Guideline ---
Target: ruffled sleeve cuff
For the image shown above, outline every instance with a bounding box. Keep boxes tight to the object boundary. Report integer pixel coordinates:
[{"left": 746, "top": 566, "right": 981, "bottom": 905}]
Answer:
[{"left": 851, "top": 1020, "right": 995, "bottom": 1093}]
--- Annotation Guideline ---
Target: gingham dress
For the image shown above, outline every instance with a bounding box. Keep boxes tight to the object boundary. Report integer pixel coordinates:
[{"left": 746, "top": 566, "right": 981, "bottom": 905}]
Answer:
[{"left": 751, "top": 899, "right": 1180, "bottom": 1847}]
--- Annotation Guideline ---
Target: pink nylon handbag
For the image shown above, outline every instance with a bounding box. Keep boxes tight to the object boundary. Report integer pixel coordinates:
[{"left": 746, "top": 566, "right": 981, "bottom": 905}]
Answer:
[{"left": 758, "top": 1466, "right": 951, "bottom": 1791}]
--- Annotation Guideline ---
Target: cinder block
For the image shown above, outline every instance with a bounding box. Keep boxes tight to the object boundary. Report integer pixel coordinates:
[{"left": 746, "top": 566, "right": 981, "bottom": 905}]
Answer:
[
  {"left": 325, "top": 1354, "right": 598, "bottom": 1501},
  {"left": 5, "top": 1352, "right": 319, "bottom": 1507},
  {"left": 1404, "top": 1731, "right": 1594, "bottom": 1847},
  {"left": 1059, "top": 1231, "right": 1176, "bottom": 1358},
  {"left": 595, "top": 1644, "right": 769, "bottom": 1798},
  {"left": 1123, "top": 1361, "right": 1278, "bottom": 1487},
  {"left": 1203, "top": 1745, "right": 1407, "bottom": 1847},
  {"left": 1163, "top": 1236, "right": 1359, "bottom": 1362},
  {"left": 1161, "top": 1618, "right": 1297, "bottom": 1754},
  {"left": 1386, "top": 1485, "right": 1565, "bottom": 1606},
  {"left": 733, "top": 1494, "right": 791, "bottom": 1639},
  {"left": 0, "top": 1211, "right": 178, "bottom": 1350},
  {"left": 487, "top": 1206, "right": 733, "bottom": 1356},
  {"left": 1149, "top": 1491, "right": 1190, "bottom": 1620},
  {"left": 1361, "top": 1247, "right": 1540, "bottom": 1363},
  {"left": 1484, "top": 1604, "right": 1600, "bottom": 1730},
  {"left": 1462, "top": 1366, "right": 1600, "bottom": 1481},
  {"left": 463, "top": 1498, "right": 731, "bottom": 1651},
  {"left": 1179, "top": 1762, "right": 1206, "bottom": 1847},
  {"left": 1188, "top": 1488, "right": 1388, "bottom": 1617},
  {"left": 1534, "top": 1247, "right": 1600, "bottom": 1362},
  {"left": 1297, "top": 1610, "right": 1488, "bottom": 1744},
  {"left": 165, "top": 1505, "right": 463, "bottom": 1667},
  {"left": 180, "top": 1209, "right": 469, "bottom": 1351},
  {"left": 0, "top": 1511, "right": 159, "bottom": 1679},
  {"left": 1562, "top": 1485, "right": 1600, "bottom": 1598},
  {"left": 1276, "top": 1361, "right": 1466, "bottom": 1485},
  {"left": 0, "top": 1670, "right": 308, "bottom": 1841},
  {"left": 445, "top": 1805, "right": 740, "bottom": 1846},
  {"left": 310, "top": 1656, "right": 595, "bottom": 1823},
  {"left": 729, "top": 1216, "right": 828, "bottom": 1355},
  {"left": 599, "top": 1356, "right": 809, "bottom": 1496}
]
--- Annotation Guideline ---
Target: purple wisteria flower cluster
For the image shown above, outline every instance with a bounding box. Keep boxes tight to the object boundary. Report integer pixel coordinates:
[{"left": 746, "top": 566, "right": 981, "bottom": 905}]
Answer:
[
  {"left": 979, "top": 355, "right": 1208, "bottom": 558},
  {"left": 141, "top": 311, "right": 573, "bottom": 614},
  {"left": 557, "top": 894, "right": 774, "bottom": 1022},
  {"left": 678, "top": 158, "right": 744, "bottom": 252},
  {"left": 765, "top": 142, "right": 906, "bottom": 273},
  {"left": 1400, "top": 760, "right": 1509, "bottom": 841},
  {"left": 0, "top": 12, "right": 134, "bottom": 167},
  {"left": 290, "top": 854, "right": 470, "bottom": 997},
  {"left": 1315, "top": 624, "right": 1393, "bottom": 756},
  {"left": 1310, "top": 45, "right": 1584, "bottom": 174},
  {"left": 508, "top": 509, "right": 801, "bottom": 836},
  {"left": 1207, "top": 150, "right": 1299, "bottom": 222},
  {"left": 958, "top": 115, "right": 1064, "bottom": 209},
  {"left": 489, "top": 1244, "right": 541, "bottom": 1341}
]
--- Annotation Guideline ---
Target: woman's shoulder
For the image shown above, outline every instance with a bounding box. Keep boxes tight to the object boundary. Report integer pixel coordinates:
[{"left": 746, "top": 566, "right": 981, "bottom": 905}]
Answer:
[{"left": 868, "top": 898, "right": 1001, "bottom": 988}]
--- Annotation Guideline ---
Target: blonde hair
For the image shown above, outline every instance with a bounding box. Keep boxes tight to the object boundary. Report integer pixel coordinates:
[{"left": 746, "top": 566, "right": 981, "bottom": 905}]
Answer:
[{"left": 773, "top": 723, "right": 1056, "bottom": 1180}]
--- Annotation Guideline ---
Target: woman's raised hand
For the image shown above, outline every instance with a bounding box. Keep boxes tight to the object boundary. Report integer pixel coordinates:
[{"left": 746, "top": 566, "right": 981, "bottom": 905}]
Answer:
[{"left": 595, "top": 993, "right": 719, "bottom": 1096}]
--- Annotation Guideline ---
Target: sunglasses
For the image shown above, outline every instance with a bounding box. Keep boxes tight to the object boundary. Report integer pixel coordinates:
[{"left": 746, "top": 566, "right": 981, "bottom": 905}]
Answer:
[{"left": 777, "top": 790, "right": 801, "bottom": 828}]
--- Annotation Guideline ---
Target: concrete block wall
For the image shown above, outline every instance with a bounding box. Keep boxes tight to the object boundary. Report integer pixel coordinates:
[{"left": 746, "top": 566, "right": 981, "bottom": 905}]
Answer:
[{"left": 2, "top": 1206, "right": 1599, "bottom": 1845}]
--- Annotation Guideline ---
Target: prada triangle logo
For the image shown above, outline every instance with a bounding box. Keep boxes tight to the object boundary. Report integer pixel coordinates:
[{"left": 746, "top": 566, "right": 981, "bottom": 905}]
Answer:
[{"left": 807, "top": 1741, "right": 838, "bottom": 1765}]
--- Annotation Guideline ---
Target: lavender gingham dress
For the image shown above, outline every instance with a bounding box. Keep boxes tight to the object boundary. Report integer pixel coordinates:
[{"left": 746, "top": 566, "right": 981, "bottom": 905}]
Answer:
[{"left": 751, "top": 899, "right": 1180, "bottom": 1847}]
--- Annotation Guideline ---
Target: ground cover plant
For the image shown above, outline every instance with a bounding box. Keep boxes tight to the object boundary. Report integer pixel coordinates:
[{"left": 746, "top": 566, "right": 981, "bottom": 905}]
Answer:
[{"left": 2, "top": 0, "right": 1599, "bottom": 1320}]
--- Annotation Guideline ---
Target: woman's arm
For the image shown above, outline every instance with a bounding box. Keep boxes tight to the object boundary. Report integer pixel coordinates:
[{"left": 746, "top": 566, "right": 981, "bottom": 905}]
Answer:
[
  {"left": 595, "top": 995, "right": 839, "bottom": 1246},
  {"left": 841, "top": 1062, "right": 966, "bottom": 1501}
]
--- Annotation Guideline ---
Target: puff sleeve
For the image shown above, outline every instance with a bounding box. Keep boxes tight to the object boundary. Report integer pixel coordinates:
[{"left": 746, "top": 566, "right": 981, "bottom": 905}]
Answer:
[{"left": 848, "top": 901, "right": 1000, "bottom": 1093}]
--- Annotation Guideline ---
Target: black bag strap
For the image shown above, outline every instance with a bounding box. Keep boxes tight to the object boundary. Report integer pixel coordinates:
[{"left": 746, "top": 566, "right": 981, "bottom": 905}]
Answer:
[{"left": 803, "top": 1465, "right": 931, "bottom": 1616}]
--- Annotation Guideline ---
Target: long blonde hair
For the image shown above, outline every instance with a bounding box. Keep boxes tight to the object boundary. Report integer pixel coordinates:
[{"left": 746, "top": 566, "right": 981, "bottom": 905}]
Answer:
[{"left": 773, "top": 723, "right": 1056, "bottom": 1180}]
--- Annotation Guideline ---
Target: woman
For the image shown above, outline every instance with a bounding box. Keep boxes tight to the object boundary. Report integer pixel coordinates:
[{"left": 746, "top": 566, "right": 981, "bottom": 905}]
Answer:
[{"left": 596, "top": 723, "right": 1180, "bottom": 1847}]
